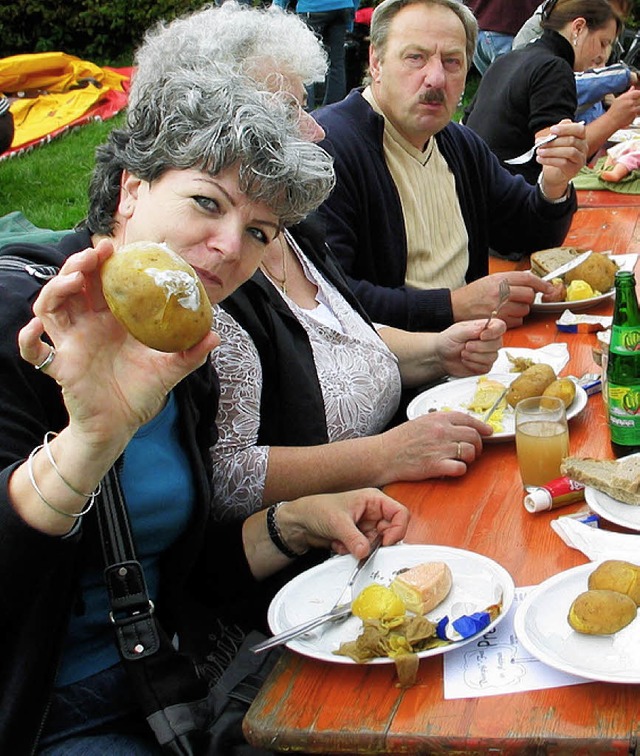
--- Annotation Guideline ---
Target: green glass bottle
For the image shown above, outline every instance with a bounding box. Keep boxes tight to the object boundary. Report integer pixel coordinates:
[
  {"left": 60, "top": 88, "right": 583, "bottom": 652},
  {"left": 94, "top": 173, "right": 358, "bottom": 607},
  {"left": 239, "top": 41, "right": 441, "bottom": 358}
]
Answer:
[{"left": 607, "top": 270, "right": 640, "bottom": 457}]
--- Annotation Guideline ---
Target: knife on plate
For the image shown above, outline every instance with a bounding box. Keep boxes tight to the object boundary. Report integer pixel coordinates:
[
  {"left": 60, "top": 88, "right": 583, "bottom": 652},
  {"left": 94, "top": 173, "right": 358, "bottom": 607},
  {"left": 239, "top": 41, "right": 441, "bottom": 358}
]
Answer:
[
  {"left": 482, "top": 386, "right": 509, "bottom": 424},
  {"left": 251, "top": 536, "right": 382, "bottom": 654},
  {"left": 541, "top": 250, "right": 592, "bottom": 281}
]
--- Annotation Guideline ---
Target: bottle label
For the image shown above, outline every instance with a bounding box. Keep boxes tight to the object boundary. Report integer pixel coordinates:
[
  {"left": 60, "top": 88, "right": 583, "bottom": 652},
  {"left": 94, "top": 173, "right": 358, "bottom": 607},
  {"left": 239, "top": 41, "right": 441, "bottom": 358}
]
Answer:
[
  {"left": 612, "top": 328, "right": 640, "bottom": 352},
  {"left": 608, "top": 383, "right": 640, "bottom": 444}
]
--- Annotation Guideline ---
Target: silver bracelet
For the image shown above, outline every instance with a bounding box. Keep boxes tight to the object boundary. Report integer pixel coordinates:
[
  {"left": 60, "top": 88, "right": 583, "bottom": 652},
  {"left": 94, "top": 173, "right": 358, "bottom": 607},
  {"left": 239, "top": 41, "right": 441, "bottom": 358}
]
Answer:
[
  {"left": 43, "top": 431, "right": 102, "bottom": 499},
  {"left": 537, "top": 172, "right": 571, "bottom": 204},
  {"left": 27, "top": 445, "right": 97, "bottom": 519}
]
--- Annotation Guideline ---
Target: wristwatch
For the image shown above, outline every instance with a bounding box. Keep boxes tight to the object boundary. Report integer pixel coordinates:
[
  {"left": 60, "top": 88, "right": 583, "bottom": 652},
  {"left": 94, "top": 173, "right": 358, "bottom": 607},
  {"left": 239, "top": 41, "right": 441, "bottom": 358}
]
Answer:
[{"left": 537, "top": 172, "right": 571, "bottom": 204}]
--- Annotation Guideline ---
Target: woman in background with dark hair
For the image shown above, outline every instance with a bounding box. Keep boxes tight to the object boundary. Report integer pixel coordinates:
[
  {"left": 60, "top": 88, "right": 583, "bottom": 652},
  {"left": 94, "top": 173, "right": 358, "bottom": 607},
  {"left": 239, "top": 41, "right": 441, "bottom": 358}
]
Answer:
[{"left": 465, "top": 0, "right": 640, "bottom": 184}]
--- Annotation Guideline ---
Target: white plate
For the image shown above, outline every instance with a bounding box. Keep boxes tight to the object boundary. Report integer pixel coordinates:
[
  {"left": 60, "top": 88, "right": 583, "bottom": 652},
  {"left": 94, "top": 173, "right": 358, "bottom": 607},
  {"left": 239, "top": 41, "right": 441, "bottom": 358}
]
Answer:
[
  {"left": 530, "top": 253, "right": 638, "bottom": 313},
  {"left": 531, "top": 290, "right": 614, "bottom": 314},
  {"left": 584, "top": 453, "right": 640, "bottom": 531},
  {"left": 267, "top": 544, "right": 515, "bottom": 665},
  {"left": 405, "top": 373, "right": 588, "bottom": 442},
  {"left": 514, "top": 562, "right": 640, "bottom": 683}
]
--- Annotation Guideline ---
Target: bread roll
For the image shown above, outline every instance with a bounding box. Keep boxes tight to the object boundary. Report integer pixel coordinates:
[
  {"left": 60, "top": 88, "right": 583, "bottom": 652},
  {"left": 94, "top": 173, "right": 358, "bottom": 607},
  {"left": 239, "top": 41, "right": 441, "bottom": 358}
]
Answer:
[
  {"left": 101, "top": 242, "right": 213, "bottom": 352},
  {"left": 560, "top": 456, "right": 640, "bottom": 505},
  {"left": 390, "top": 561, "right": 452, "bottom": 615}
]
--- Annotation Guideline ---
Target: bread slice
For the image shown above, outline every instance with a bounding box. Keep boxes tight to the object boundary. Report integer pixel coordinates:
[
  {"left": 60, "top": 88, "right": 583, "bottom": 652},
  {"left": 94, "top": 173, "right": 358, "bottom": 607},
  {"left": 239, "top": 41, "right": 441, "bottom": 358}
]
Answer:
[
  {"left": 390, "top": 561, "right": 452, "bottom": 615},
  {"left": 561, "top": 456, "right": 640, "bottom": 505},
  {"left": 530, "top": 247, "right": 583, "bottom": 278}
]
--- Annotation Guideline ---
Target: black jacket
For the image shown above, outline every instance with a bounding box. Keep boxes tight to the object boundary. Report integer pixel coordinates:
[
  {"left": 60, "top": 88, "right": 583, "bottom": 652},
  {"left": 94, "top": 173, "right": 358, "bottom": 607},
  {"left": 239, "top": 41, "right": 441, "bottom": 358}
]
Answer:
[{"left": 0, "top": 233, "right": 257, "bottom": 754}]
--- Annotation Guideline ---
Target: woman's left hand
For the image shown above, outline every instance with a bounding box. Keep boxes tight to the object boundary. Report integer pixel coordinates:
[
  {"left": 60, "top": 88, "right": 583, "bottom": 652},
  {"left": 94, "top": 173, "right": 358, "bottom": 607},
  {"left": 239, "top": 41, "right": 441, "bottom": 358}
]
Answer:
[{"left": 439, "top": 318, "right": 506, "bottom": 377}]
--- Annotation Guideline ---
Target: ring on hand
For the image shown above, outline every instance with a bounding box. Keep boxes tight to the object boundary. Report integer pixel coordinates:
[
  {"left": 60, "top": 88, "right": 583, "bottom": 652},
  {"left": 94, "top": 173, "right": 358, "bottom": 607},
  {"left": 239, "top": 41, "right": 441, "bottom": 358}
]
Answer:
[
  {"left": 455, "top": 441, "right": 463, "bottom": 461},
  {"left": 35, "top": 345, "right": 56, "bottom": 372}
]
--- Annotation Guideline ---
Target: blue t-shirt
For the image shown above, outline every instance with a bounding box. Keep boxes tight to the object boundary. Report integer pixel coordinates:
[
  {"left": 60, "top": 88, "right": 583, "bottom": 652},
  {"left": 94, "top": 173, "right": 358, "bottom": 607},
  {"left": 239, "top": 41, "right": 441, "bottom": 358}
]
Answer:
[{"left": 56, "top": 392, "right": 195, "bottom": 687}]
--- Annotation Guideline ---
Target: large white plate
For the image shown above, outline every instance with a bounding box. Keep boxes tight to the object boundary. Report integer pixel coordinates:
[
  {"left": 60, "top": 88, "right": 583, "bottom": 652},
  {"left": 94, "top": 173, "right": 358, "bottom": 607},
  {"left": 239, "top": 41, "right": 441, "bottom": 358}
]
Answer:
[
  {"left": 584, "top": 452, "right": 640, "bottom": 531},
  {"left": 267, "top": 544, "right": 515, "bottom": 665},
  {"left": 530, "top": 253, "right": 638, "bottom": 313},
  {"left": 530, "top": 289, "right": 613, "bottom": 314},
  {"left": 514, "top": 562, "right": 640, "bottom": 683},
  {"left": 405, "top": 373, "right": 588, "bottom": 442}
]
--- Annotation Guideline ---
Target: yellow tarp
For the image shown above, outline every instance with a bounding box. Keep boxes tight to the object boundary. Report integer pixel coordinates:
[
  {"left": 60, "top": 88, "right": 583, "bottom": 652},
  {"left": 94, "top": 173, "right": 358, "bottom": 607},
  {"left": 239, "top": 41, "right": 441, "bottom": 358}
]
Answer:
[{"left": 0, "top": 52, "right": 129, "bottom": 150}]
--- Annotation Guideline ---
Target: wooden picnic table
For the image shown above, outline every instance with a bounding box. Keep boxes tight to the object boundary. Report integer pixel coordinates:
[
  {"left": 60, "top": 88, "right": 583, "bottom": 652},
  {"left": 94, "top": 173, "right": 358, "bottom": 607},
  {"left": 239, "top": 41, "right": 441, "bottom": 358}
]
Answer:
[{"left": 243, "top": 202, "right": 640, "bottom": 755}]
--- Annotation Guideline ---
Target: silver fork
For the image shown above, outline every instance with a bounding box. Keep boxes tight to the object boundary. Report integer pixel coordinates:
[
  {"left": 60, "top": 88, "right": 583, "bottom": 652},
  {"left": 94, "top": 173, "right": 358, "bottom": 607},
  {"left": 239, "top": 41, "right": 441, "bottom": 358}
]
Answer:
[
  {"left": 483, "top": 279, "right": 510, "bottom": 331},
  {"left": 504, "top": 133, "right": 559, "bottom": 165},
  {"left": 250, "top": 534, "right": 383, "bottom": 654}
]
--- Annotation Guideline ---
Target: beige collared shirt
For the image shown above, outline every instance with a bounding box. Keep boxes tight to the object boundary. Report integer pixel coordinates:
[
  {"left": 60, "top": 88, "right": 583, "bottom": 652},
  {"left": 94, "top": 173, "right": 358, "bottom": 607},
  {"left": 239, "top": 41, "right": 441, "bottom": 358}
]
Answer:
[{"left": 362, "top": 87, "right": 469, "bottom": 291}]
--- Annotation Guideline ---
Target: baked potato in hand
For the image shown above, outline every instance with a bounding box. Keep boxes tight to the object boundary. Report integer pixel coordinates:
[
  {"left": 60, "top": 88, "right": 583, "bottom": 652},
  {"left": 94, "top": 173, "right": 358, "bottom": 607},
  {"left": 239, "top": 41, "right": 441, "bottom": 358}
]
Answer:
[
  {"left": 568, "top": 589, "right": 637, "bottom": 635},
  {"left": 101, "top": 242, "right": 213, "bottom": 352}
]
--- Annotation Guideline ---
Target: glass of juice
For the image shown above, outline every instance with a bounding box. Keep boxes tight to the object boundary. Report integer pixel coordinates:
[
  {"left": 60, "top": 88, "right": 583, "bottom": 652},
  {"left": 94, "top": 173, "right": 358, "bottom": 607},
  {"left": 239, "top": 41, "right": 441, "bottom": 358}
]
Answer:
[{"left": 515, "top": 396, "right": 569, "bottom": 489}]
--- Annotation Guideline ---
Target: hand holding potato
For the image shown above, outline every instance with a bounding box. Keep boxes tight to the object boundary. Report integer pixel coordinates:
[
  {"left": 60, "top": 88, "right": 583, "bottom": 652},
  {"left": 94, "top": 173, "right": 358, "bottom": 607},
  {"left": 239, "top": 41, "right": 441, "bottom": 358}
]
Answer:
[{"left": 18, "top": 240, "right": 220, "bottom": 448}]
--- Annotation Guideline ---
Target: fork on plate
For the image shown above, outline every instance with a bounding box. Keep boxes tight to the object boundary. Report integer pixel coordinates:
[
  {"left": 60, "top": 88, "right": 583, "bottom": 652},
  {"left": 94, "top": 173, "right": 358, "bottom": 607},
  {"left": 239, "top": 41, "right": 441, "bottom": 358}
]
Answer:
[{"left": 250, "top": 534, "right": 383, "bottom": 654}]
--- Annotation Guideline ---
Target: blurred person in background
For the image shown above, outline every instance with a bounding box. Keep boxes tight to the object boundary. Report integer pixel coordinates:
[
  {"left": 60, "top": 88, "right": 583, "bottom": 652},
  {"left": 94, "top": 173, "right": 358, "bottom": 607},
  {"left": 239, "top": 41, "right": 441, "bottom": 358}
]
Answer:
[
  {"left": 512, "top": 0, "right": 636, "bottom": 124},
  {"left": 464, "top": 0, "right": 540, "bottom": 74},
  {"left": 464, "top": 0, "right": 640, "bottom": 184}
]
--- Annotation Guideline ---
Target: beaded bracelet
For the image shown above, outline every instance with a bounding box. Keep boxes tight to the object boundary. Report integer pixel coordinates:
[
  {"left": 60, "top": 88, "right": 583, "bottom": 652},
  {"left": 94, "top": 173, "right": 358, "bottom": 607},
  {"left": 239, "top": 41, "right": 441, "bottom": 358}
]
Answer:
[
  {"left": 266, "top": 502, "right": 306, "bottom": 560},
  {"left": 43, "top": 431, "right": 102, "bottom": 499},
  {"left": 27, "top": 444, "right": 98, "bottom": 519}
]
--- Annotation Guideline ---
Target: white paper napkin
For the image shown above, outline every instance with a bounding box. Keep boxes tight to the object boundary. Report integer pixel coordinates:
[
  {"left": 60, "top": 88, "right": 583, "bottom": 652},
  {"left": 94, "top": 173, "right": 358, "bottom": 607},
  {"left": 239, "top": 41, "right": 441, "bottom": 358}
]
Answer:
[
  {"left": 490, "top": 344, "right": 570, "bottom": 375},
  {"left": 551, "top": 516, "right": 640, "bottom": 562}
]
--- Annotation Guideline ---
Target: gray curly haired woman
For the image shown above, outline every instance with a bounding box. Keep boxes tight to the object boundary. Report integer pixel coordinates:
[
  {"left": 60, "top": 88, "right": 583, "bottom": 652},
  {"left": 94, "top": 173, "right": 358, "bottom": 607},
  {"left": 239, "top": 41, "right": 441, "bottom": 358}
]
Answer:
[{"left": 0, "top": 60, "right": 406, "bottom": 756}]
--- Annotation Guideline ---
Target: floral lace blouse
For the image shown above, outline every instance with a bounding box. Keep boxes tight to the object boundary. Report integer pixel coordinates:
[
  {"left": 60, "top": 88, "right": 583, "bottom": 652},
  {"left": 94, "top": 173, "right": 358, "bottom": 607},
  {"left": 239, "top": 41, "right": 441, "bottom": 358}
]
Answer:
[{"left": 210, "top": 231, "right": 402, "bottom": 521}]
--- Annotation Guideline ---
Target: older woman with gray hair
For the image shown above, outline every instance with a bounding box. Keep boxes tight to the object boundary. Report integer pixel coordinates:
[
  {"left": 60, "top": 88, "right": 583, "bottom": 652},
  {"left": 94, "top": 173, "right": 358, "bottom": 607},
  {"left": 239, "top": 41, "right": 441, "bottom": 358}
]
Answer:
[
  {"left": 130, "top": 1, "right": 328, "bottom": 141},
  {"left": 0, "top": 64, "right": 409, "bottom": 755},
  {"left": 124, "top": 2, "right": 509, "bottom": 537}
]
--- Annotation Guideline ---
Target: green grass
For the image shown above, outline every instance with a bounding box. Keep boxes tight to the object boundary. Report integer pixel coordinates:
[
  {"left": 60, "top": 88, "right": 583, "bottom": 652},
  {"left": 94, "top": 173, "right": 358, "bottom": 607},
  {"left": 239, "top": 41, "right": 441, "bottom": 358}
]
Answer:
[
  {"left": 0, "top": 71, "right": 479, "bottom": 232},
  {"left": 0, "top": 113, "right": 125, "bottom": 231}
]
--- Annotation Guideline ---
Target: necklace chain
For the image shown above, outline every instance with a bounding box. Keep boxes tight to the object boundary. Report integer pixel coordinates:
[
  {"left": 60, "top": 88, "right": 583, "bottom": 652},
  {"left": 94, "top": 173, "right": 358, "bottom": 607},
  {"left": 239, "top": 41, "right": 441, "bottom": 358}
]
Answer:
[{"left": 261, "top": 234, "right": 288, "bottom": 295}]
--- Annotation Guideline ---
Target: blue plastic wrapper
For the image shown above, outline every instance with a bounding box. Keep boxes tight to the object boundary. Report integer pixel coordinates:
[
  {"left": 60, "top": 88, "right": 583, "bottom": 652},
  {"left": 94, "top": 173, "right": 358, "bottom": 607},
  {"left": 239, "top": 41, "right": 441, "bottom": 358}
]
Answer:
[{"left": 436, "top": 610, "right": 492, "bottom": 642}]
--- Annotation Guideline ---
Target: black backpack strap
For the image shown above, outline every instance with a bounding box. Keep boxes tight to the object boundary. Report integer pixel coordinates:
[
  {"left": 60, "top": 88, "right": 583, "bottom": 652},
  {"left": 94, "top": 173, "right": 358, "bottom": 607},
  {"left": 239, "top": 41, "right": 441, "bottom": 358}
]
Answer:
[{"left": 95, "top": 465, "right": 161, "bottom": 660}]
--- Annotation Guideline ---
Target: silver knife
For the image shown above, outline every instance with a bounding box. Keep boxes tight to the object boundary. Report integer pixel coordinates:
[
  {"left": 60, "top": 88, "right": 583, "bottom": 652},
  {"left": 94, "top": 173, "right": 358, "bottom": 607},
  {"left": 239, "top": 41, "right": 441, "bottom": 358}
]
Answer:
[
  {"left": 541, "top": 250, "right": 592, "bottom": 281},
  {"left": 251, "top": 536, "right": 382, "bottom": 654},
  {"left": 482, "top": 386, "right": 509, "bottom": 424}
]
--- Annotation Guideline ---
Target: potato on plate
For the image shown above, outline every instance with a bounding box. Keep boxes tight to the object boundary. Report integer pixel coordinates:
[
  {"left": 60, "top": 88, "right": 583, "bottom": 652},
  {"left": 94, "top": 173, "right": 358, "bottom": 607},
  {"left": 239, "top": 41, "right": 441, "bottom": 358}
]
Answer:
[
  {"left": 542, "top": 378, "right": 576, "bottom": 409},
  {"left": 506, "top": 364, "right": 556, "bottom": 408},
  {"left": 588, "top": 560, "right": 640, "bottom": 606},
  {"left": 568, "top": 589, "right": 637, "bottom": 635}
]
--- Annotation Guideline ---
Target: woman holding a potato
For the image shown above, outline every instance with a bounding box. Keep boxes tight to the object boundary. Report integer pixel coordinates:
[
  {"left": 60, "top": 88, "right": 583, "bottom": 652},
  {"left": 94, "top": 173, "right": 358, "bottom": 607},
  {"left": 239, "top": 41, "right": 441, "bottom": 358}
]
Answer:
[{"left": 0, "top": 68, "right": 410, "bottom": 755}]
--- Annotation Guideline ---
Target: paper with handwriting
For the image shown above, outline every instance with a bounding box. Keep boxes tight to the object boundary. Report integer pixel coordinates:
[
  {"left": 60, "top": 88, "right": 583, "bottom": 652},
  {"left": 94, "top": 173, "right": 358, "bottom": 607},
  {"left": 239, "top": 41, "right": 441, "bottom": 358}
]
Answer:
[{"left": 443, "top": 587, "right": 585, "bottom": 699}]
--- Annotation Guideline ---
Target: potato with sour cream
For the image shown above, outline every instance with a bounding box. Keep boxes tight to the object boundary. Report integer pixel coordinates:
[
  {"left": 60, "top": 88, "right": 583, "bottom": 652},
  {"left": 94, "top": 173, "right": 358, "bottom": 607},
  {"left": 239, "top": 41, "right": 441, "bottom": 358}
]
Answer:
[{"left": 101, "top": 241, "right": 213, "bottom": 352}]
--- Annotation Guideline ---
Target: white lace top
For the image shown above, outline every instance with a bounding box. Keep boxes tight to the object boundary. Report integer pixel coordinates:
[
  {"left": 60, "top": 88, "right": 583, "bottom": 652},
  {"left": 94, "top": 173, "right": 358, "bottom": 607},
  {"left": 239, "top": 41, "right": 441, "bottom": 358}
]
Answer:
[{"left": 210, "top": 232, "right": 402, "bottom": 521}]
